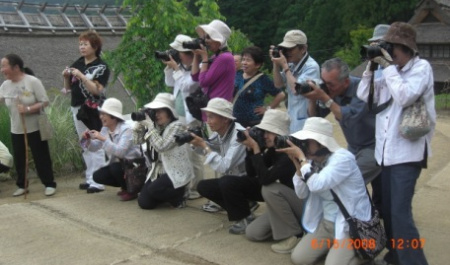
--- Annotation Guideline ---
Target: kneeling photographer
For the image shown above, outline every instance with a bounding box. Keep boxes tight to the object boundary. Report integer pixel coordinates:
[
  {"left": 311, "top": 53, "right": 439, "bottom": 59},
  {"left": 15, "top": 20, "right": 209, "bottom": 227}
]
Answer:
[
  {"left": 277, "top": 117, "right": 371, "bottom": 265},
  {"left": 133, "top": 93, "right": 194, "bottom": 209},
  {"left": 160, "top": 34, "right": 204, "bottom": 200},
  {"left": 198, "top": 109, "right": 297, "bottom": 235}
]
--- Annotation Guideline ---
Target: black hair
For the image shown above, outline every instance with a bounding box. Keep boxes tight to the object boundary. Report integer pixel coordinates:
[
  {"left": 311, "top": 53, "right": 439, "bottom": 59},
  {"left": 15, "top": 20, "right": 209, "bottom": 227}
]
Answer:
[
  {"left": 241, "top": 46, "right": 264, "bottom": 66},
  {"left": 4, "top": 53, "right": 34, "bottom": 76}
]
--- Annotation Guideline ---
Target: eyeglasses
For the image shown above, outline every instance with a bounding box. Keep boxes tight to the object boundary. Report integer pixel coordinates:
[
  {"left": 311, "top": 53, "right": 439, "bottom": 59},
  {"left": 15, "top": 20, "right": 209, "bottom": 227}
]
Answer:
[{"left": 205, "top": 35, "right": 211, "bottom": 40}]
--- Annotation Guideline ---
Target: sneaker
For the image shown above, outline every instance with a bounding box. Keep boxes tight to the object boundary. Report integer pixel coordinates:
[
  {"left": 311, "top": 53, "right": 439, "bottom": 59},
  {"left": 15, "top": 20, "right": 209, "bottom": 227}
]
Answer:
[
  {"left": 44, "top": 187, "right": 56, "bottom": 196},
  {"left": 12, "top": 188, "right": 28, "bottom": 197},
  {"left": 271, "top": 236, "right": 301, "bottom": 254},
  {"left": 202, "top": 201, "right": 223, "bottom": 213},
  {"left": 86, "top": 187, "right": 104, "bottom": 194},
  {"left": 229, "top": 215, "right": 253, "bottom": 235},
  {"left": 79, "top": 183, "right": 90, "bottom": 190},
  {"left": 249, "top": 201, "right": 260, "bottom": 212},
  {"left": 120, "top": 192, "right": 137, "bottom": 201},
  {"left": 188, "top": 191, "right": 202, "bottom": 200}
]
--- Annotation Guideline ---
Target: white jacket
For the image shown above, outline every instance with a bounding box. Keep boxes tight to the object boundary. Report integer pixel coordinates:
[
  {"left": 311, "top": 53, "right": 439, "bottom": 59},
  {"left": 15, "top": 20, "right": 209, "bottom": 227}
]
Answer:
[{"left": 294, "top": 148, "right": 371, "bottom": 239}]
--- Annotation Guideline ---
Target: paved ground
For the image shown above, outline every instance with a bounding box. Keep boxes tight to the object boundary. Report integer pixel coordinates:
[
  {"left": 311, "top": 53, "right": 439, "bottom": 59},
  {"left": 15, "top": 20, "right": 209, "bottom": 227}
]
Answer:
[{"left": 0, "top": 112, "right": 449, "bottom": 265}]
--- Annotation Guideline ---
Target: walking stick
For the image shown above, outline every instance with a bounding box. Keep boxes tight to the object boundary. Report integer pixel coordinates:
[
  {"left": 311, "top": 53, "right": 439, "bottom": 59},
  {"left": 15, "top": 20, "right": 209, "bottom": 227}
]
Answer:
[{"left": 20, "top": 112, "right": 29, "bottom": 200}]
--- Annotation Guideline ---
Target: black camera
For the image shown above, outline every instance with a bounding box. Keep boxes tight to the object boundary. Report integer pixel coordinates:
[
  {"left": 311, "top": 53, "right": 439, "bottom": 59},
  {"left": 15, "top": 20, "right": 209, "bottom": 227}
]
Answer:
[
  {"left": 236, "top": 127, "right": 265, "bottom": 148},
  {"left": 271, "top": 46, "right": 285, "bottom": 58},
  {"left": 274, "top": 135, "right": 307, "bottom": 151},
  {"left": 154, "top": 49, "right": 180, "bottom": 63},
  {"left": 174, "top": 126, "right": 203, "bottom": 146},
  {"left": 294, "top": 81, "right": 328, "bottom": 95},
  {"left": 131, "top": 109, "right": 156, "bottom": 122},
  {"left": 182, "top": 38, "right": 206, "bottom": 50},
  {"left": 360, "top": 41, "right": 394, "bottom": 60}
]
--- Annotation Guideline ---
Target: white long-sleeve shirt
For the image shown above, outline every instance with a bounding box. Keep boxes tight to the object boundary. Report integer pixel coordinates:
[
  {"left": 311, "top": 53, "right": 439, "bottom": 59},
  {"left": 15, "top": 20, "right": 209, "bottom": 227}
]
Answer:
[
  {"left": 164, "top": 66, "right": 199, "bottom": 124},
  {"left": 293, "top": 148, "right": 371, "bottom": 240},
  {"left": 357, "top": 57, "right": 436, "bottom": 166}
]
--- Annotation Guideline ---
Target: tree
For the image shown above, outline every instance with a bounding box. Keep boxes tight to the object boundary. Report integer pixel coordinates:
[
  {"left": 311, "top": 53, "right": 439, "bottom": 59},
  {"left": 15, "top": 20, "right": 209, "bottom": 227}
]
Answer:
[{"left": 334, "top": 26, "right": 373, "bottom": 68}]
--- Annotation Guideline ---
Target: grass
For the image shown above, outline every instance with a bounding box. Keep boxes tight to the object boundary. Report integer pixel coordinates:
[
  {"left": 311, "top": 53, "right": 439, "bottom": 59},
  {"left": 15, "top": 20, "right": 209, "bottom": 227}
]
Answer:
[{"left": 435, "top": 93, "right": 450, "bottom": 110}]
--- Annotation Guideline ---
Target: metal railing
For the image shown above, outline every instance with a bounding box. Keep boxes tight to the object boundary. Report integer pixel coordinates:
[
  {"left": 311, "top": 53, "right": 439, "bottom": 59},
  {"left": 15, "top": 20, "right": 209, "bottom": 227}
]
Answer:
[{"left": 0, "top": 0, "right": 132, "bottom": 34}]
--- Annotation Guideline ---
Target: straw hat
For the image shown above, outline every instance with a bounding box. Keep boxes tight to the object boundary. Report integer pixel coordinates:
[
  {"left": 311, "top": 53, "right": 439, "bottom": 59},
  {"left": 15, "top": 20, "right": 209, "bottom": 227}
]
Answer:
[
  {"left": 291, "top": 117, "right": 340, "bottom": 152},
  {"left": 170, "top": 34, "right": 193, "bottom": 52},
  {"left": 278, "top": 30, "right": 307, "bottom": 48},
  {"left": 383, "top": 22, "right": 418, "bottom": 54},
  {"left": 201, "top": 98, "right": 235, "bottom": 120},
  {"left": 98, "top": 98, "right": 124, "bottom": 120},
  {"left": 196, "top": 19, "right": 231, "bottom": 48},
  {"left": 144, "top": 93, "right": 178, "bottom": 118},
  {"left": 255, "top": 109, "right": 290, "bottom": 136}
]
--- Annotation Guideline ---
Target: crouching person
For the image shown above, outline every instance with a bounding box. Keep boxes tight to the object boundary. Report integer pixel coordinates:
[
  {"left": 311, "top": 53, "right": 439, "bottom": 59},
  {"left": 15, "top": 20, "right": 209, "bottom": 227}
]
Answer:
[
  {"left": 136, "top": 93, "right": 194, "bottom": 209},
  {"left": 279, "top": 117, "right": 370, "bottom": 265},
  {"left": 83, "top": 98, "right": 142, "bottom": 199},
  {"left": 245, "top": 109, "right": 303, "bottom": 253}
]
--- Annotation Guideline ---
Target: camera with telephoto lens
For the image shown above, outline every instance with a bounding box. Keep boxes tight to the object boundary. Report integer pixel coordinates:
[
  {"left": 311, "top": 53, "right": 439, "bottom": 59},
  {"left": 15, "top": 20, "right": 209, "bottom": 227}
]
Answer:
[
  {"left": 131, "top": 109, "right": 156, "bottom": 122},
  {"left": 182, "top": 38, "right": 206, "bottom": 50},
  {"left": 174, "top": 126, "right": 203, "bottom": 146},
  {"left": 154, "top": 49, "right": 180, "bottom": 63},
  {"left": 294, "top": 81, "right": 328, "bottom": 95},
  {"left": 274, "top": 135, "right": 307, "bottom": 151},
  {"left": 271, "top": 46, "right": 286, "bottom": 58},
  {"left": 236, "top": 127, "right": 266, "bottom": 148},
  {"left": 360, "top": 41, "right": 394, "bottom": 60}
]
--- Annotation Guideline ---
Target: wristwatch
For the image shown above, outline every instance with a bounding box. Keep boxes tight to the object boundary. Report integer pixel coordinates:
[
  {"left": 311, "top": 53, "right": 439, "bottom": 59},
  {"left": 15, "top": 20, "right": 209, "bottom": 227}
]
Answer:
[{"left": 324, "top": 98, "right": 334, "bottom": 108}]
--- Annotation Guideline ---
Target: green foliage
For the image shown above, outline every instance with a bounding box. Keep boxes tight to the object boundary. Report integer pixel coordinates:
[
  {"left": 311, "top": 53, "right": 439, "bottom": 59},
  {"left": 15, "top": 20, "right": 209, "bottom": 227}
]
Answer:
[
  {"left": 104, "top": 0, "right": 233, "bottom": 107},
  {"left": 0, "top": 105, "right": 11, "bottom": 150},
  {"left": 334, "top": 26, "right": 373, "bottom": 69}
]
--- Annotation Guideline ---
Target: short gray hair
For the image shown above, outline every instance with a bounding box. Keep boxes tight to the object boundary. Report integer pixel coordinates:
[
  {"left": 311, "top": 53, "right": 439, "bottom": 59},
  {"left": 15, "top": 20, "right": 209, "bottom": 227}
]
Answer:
[{"left": 321, "top": 58, "right": 349, "bottom": 81}]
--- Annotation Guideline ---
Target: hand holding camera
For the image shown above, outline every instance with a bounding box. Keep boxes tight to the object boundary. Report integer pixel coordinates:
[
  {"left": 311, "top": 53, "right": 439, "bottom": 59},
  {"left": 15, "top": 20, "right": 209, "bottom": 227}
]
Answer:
[
  {"left": 372, "top": 48, "right": 393, "bottom": 68},
  {"left": 174, "top": 126, "right": 203, "bottom": 146}
]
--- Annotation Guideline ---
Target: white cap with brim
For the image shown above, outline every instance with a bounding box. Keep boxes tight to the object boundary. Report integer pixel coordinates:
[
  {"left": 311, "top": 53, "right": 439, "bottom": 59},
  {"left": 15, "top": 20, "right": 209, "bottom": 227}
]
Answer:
[
  {"left": 144, "top": 93, "right": 178, "bottom": 118},
  {"left": 170, "top": 34, "right": 193, "bottom": 52},
  {"left": 196, "top": 19, "right": 231, "bottom": 48},
  {"left": 201, "top": 97, "right": 235, "bottom": 120},
  {"left": 290, "top": 117, "right": 340, "bottom": 152},
  {"left": 98, "top": 97, "right": 124, "bottom": 121}
]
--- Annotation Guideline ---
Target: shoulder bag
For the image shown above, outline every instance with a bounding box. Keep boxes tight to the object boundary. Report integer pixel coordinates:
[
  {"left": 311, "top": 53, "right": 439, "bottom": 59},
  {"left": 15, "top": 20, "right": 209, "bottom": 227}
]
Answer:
[
  {"left": 399, "top": 96, "right": 431, "bottom": 140},
  {"left": 330, "top": 189, "right": 387, "bottom": 260}
]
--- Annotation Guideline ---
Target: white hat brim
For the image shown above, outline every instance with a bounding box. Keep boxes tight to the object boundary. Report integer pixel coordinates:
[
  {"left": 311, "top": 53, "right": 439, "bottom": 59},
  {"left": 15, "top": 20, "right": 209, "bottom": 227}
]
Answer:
[
  {"left": 98, "top": 107, "right": 124, "bottom": 121},
  {"left": 201, "top": 106, "right": 235, "bottom": 120},
  {"left": 144, "top": 101, "right": 178, "bottom": 118},
  {"left": 291, "top": 130, "right": 340, "bottom": 152}
]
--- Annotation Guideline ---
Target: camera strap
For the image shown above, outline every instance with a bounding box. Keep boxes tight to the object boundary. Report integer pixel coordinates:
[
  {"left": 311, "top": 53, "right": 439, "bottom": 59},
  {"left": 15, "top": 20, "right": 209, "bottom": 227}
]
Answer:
[
  {"left": 291, "top": 54, "right": 309, "bottom": 77},
  {"left": 233, "top": 72, "right": 263, "bottom": 104}
]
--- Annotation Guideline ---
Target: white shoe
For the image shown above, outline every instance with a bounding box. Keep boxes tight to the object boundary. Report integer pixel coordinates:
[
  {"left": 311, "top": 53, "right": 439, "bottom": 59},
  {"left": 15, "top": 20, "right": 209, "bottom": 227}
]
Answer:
[
  {"left": 12, "top": 188, "right": 27, "bottom": 197},
  {"left": 45, "top": 187, "right": 56, "bottom": 196},
  {"left": 188, "top": 191, "right": 201, "bottom": 200}
]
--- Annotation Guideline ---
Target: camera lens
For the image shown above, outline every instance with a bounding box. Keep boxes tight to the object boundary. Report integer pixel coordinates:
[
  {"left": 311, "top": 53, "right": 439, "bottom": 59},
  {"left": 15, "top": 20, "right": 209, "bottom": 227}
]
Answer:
[
  {"left": 294, "top": 82, "right": 313, "bottom": 94},
  {"left": 236, "top": 130, "right": 247, "bottom": 142},
  {"left": 131, "top": 110, "right": 146, "bottom": 121}
]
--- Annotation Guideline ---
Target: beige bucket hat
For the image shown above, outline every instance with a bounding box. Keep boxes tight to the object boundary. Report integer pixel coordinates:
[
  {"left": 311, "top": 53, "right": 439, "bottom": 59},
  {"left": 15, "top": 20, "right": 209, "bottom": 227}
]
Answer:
[
  {"left": 291, "top": 117, "right": 340, "bottom": 152},
  {"left": 201, "top": 97, "right": 235, "bottom": 120},
  {"left": 255, "top": 109, "right": 290, "bottom": 136},
  {"left": 144, "top": 93, "right": 178, "bottom": 118}
]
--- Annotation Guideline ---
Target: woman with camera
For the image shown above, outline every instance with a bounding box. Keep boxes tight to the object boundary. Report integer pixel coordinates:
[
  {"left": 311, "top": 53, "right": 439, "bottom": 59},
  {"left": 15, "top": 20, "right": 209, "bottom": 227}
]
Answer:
[
  {"left": 134, "top": 93, "right": 194, "bottom": 209},
  {"left": 191, "top": 19, "right": 235, "bottom": 121},
  {"left": 81, "top": 98, "right": 141, "bottom": 201},
  {"left": 278, "top": 117, "right": 371, "bottom": 265},
  {"left": 162, "top": 34, "right": 204, "bottom": 200},
  {"left": 357, "top": 22, "right": 434, "bottom": 265},
  {"left": 233, "top": 46, "right": 285, "bottom": 128},
  {"left": 61, "top": 30, "right": 110, "bottom": 193}
]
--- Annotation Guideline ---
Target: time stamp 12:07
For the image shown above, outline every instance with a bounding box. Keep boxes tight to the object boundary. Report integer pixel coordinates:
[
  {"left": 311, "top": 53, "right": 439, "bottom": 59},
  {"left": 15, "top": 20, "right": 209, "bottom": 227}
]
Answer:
[{"left": 311, "top": 238, "right": 426, "bottom": 250}]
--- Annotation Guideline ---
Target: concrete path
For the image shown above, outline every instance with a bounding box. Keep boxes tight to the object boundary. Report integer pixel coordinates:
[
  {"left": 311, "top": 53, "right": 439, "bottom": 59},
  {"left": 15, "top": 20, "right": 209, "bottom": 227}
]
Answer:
[{"left": 0, "top": 114, "right": 449, "bottom": 265}]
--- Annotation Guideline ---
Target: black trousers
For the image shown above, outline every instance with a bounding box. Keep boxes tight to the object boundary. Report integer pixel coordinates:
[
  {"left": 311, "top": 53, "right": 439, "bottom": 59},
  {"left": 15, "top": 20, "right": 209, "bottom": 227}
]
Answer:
[
  {"left": 197, "top": 175, "right": 263, "bottom": 221},
  {"left": 11, "top": 131, "right": 56, "bottom": 188},
  {"left": 93, "top": 162, "right": 125, "bottom": 190},
  {"left": 138, "top": 174, "right": 186, "bottom": 210}
]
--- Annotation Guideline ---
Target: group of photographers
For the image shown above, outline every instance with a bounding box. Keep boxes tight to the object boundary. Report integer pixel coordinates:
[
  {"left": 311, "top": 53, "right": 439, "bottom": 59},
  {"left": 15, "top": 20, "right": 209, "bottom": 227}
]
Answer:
[{"left": 35, "top": 18, "right": 433, "bottom": 265}]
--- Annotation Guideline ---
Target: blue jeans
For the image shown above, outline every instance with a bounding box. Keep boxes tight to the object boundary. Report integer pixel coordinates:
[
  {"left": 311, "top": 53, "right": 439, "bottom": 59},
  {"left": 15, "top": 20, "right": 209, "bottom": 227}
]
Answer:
[{"left": 381, "top": 163, "right": 428, "bottom": 265}]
